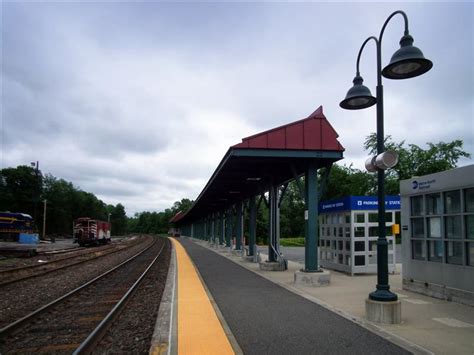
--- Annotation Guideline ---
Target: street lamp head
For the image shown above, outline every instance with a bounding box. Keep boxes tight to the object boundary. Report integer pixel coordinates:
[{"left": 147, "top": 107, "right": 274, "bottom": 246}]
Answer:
[
  {"left": 382, "top": 34, "right": 433, "bottom": 79},
  {"left": 340, "top": 75, "right": 377, "bottom": 110}
]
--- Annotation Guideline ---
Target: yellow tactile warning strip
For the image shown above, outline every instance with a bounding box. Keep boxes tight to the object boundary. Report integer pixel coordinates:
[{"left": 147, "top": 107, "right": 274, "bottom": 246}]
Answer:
[{"left": 171, "top": 238, "right": 235, "bottom": 355}]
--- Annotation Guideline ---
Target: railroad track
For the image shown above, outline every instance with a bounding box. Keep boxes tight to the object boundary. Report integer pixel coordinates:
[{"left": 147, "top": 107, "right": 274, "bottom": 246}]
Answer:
[
  {"left": 0, "top": 237, "right": 168, "bottom": 354},
  {"left": 0, "top": 237, "right": 146, "bottom": 286}
]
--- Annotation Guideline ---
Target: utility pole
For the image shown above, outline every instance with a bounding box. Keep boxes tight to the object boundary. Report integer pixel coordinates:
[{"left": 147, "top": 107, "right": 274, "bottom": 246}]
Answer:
[{"left": 43, "top": 200, "right": 49, "bottom": 242}]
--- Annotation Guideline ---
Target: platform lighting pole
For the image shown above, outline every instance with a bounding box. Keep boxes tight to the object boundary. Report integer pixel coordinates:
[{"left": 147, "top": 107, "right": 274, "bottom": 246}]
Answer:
[{"left": 340, "top": 10, "right": 432, "bottom": 302}]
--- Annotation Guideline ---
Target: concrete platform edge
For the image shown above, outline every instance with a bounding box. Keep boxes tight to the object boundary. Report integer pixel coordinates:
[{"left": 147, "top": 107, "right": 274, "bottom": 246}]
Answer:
[
  {"left": 190, "top": 238, "right": 433, "bottom": 355},
  {"left": 149, "top": 238, "right": 178, "bottom": 355}
]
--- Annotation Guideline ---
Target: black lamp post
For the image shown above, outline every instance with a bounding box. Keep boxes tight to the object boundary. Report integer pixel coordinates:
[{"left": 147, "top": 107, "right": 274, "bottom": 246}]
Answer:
[{"left": 340, "top": 10, "right": 432, "bottom": 302}]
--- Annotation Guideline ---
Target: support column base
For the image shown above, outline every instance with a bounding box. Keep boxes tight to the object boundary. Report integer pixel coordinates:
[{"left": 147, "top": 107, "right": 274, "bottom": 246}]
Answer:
[
  {"left": 259, "top": 261, "right": 285, "bottom": 271},
  {"left": 294, "top": 269, "right": 330, "bottom": 287},
  {"left": 243, "top": 255, "right": 259, "bottom": 263},
  {"left": 365, "top": 298, "right": 401, "bottom": 324}
]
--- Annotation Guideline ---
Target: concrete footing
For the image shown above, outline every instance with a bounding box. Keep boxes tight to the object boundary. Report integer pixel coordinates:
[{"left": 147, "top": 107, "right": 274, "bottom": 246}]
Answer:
[
  {"left": 294, "top": 269, "right": 331, "bottom": 287},
  {"left": 365, "top": 298, "right": 402, "bottom": 324},
  {"left": 232, "top": 250, "right": 243, "bottom": 257},
  {"left": 259, "top": 260, "right": 286, "bottom": 271}
]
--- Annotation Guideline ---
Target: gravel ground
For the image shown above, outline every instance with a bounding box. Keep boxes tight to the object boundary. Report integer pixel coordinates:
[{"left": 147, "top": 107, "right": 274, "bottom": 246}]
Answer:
[
  {"left": 93, "top": 238, "right": 171, "bottom": 354},
  {"left": 0, "top": 236, "right": 140, "bottom": 271},
  {"left": 1, "top": 237, "right": 170, "bottom": 354},
  {"left": 0, "top": 236, "right": 154, "bottom": 328}
]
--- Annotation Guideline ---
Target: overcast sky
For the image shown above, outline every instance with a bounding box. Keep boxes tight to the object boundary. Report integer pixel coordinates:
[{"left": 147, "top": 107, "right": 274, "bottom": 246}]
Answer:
[{"left": 1, "top": 1, "right": 473, "bottom": 216}]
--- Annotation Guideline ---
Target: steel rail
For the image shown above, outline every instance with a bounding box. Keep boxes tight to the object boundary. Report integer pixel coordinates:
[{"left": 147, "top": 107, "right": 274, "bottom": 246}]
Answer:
[
  {"left": 0, "top": 237, "right": 158, "bottom": 337},
  {"left": 74, "top": 238, "right": 168, "bottom": 354},
  {"left": 0, "top": 237, "right": 147, "bottom": 286}
]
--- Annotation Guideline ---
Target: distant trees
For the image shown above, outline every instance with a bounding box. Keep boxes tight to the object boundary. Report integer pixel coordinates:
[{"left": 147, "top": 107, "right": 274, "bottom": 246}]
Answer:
[
  {"left": 363, "top": 134, "right": 470, "bottom": 194},
  {"left": 0, "top": 165, "right": 43, "bottom": 217},
  {"left": 127, "top": 198, "right": 195, "bottom": 235},
  {"left": 278, "top": 136, "right": 470, "bottom": 239},
  {"left": 2, "top": 136, "right": 468, "bottom": 240},
  {"left": 0, "top": 166, "right": 127, "bottom": 237}
]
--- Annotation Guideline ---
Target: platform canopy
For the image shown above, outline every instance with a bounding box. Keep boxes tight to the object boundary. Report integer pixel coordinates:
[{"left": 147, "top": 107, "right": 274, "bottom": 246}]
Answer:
[{"left": 173, "top": 106, "right": 344, "bottom": 224}]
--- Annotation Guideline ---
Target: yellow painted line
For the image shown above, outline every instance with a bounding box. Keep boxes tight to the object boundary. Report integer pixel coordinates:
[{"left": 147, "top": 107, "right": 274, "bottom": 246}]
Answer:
[{"left": 171, "top": 238, "right": 235, "bottom": 355}]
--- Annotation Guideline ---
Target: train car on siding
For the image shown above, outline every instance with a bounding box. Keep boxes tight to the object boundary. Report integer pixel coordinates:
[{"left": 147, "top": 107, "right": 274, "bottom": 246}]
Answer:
[
  {"left": 0, "top": 212, "right": 36, "bottom": 241},
  {"left": 73, "top": 218, "right": 111, "bottom": 246}
]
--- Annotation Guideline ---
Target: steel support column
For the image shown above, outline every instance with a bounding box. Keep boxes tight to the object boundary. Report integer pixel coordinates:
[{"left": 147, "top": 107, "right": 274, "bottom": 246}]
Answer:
[
  {"left": 225, "top": 208, "right": 232, "bottom": 248},
  {"left": 211, "top": 214, "right": 215, "bottom": 244},
  {"left": 304, "top": 161, "right": 320, "bottom": 272},
  {"left": 248, "top": 196, "right": 256, "bottom": 257},
  {"left": 219, "top": 212, "right": 224, "bottom": 245},
  {"left": 268, "top": 184, "right": 280, "bottom": 262},
  {"left": 235, "top": 201, "right": 243, "bottom": 250}
]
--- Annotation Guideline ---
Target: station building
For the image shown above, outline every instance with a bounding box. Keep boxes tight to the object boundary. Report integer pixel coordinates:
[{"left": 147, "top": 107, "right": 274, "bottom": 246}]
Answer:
[
  {"left": 318, "top": 196, "right": 400, "bottom": 275},
  {"left": 400, "top": 165, "right": 474, "bottom": 306}
]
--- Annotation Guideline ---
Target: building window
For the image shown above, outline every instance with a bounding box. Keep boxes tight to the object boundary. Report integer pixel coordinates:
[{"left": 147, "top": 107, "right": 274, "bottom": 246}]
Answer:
[
  {"left": 354, "top": 255, "right": 365, "bottom": 266},
  {"left": 344, "top": 227, "right": 351, "bottom": 238},
  {"left": 355, "top": 241, "right": 365, "bottom": 252},
  {"left": 465, "top": 188, "right": 474, "bottom": 212},
  {"left": 428, "top": 240, "right": 443, "bottom": 262},
  {"left": 411, "top": 195, "right": 424, "bottom": 216},
  {"left": 368, "top": 226, "right": 378, "bottom": 237},
  {"left": 345, "top": 214, "right": 351, "bottom": 223},
  {"left": 412, "top": 240, "right": 426, "bottom": 260},
  {"left": 467, "top": 242, "right": 474, "bottom": 266},
  {"left": 368, "top": 213, "right": 378, "bottom": 223},
  {"left": 427, "top": 217, "right": 441, "bottom": 238},
  {"left": 445, "top": 216, "right": 462, "bottom": 239},
  {"left": 446, "top": 241, "right": 463, "bottom": 265},
  {"left": 426, "top": 193, "right": 442, "bottom": 215},
  {"left": 466, "top": 215, "right": 474, "bottom": 239},
  {"left": 355, "top": 213, "right": 365, "bottom": 223},
  {"left": 354, "top": 227, "right": 365, "bottom": 238},
  {"left": 445, "top": 190, "right": 461, "bottom": 214},
  {"left": 411, "top": 218, "right": 424, "bottom": 237}
]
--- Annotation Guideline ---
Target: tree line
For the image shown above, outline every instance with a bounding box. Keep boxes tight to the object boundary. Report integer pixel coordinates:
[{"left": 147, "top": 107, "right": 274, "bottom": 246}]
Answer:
[
  {"left": 1, "top": 136, "right": 469, "bottom": 240},
  {"left": 0, "top": 166, "right": 127, "bottom": 237}
]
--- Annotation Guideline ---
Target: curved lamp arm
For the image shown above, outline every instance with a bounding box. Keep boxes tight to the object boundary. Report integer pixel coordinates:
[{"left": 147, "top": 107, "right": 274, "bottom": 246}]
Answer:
[
  {"left": 379, "top": 10, "right": 409, "bottom": 42},
  {"left": 355, "top": 36, "right": 378, "bottom": 77}
]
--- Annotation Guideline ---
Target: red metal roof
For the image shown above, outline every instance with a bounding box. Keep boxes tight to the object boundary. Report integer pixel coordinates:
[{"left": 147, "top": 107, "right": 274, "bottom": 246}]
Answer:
[
  {"left": 169, "top": 211, "right": 184, "bottom": 223},
  {"left": 232, "top": 106, "right": 344, "bottom": 152}
]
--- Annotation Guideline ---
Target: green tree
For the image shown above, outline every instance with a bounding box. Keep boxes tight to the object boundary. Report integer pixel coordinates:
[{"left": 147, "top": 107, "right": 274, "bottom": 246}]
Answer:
[
  {"left": 0, "top": 165, "right": 43, "bottom": 218},
  {"left": 364, "top": 134, "right": 471, "bottom": 193},
  {"left": 280, "top": 181, "right": 305, "bottom": 239},
  {"left": 109, "top": 203, "right": 127, "bottom": 236},
  {"left": 322, "top": 164, "right": 374, "bottom": 200},
  {"left": 42, "top": 175, "right": 77, "bottom": 235},
  {"left": 172, "top": 198, "right": 194, "bottom": 214}
]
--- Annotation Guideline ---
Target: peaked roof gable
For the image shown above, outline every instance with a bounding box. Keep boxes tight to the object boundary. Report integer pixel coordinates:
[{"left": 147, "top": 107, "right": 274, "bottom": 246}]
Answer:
[{"left": 232, "top": 106, "right": 344, "bottom": 152}]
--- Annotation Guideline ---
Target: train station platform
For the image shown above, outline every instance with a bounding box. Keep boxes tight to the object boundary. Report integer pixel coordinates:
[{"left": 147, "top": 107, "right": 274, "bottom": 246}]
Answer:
[
  {"left": 151, "top": 236, "right": 474, "bottom": 355},
  {"left": 147, "top": 236, "right": 459, "bottom": 354}
]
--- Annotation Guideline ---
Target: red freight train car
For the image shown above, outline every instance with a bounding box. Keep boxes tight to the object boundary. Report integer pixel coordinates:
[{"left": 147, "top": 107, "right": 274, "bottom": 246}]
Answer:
[{"left": 73, "top": 218, "right": 111, "bottom": 246}]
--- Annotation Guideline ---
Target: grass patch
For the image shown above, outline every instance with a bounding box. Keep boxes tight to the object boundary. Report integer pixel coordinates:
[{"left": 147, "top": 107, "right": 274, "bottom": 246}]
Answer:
[{"left": 280, "top": 237, "right": 305, "bottom": 247}]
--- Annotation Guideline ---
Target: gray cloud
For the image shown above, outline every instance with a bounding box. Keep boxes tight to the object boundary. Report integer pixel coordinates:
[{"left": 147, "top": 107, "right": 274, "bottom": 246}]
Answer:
[{"left": 2, "top": 2, "right": 472, "bottom": 215}]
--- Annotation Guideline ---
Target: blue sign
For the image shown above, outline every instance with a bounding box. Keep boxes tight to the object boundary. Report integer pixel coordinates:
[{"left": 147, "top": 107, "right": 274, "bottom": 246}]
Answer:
[{"left": 319, "top": 196, "right": 400, "bottom": 213}]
